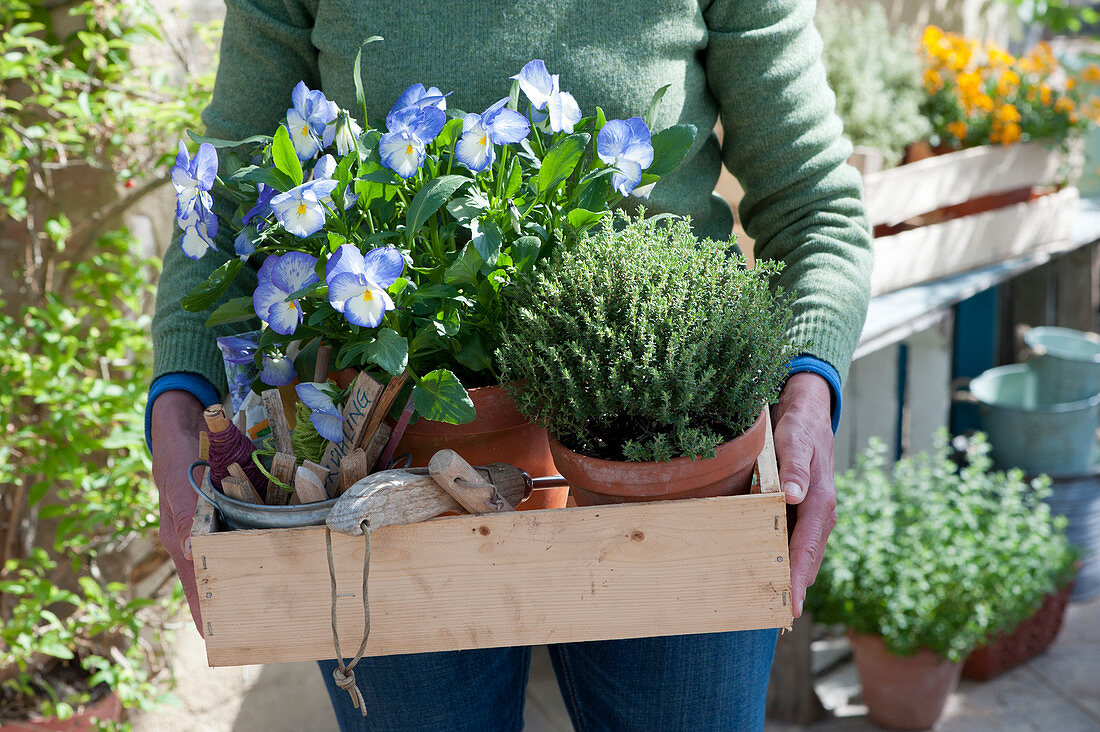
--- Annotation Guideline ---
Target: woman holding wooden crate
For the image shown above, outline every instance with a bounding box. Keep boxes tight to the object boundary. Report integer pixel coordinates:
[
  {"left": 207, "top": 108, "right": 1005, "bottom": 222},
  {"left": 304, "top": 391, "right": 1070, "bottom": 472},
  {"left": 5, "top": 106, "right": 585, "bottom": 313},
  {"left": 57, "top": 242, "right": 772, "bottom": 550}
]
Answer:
[{"left": 149, "top": 0, "right": 872, "bottom": 728}]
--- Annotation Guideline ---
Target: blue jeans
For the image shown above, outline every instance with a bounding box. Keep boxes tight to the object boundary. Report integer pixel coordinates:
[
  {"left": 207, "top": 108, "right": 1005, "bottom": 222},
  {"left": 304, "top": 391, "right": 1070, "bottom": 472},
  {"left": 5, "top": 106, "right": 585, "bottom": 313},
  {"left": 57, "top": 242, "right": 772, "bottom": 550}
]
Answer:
[{"left": 317, "top": 630, "right": 777, "bottom": 731}]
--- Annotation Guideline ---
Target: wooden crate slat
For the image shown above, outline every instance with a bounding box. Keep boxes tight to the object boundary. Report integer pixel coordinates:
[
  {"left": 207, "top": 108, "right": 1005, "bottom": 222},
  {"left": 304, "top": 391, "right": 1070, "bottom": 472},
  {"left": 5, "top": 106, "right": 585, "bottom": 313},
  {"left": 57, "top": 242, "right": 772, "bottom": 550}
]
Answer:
[
  {"left": 863, "top": 142, "right": 1065, "bottom": 228},
  {"left": 870, "top": 187, "right": 1079, "bottom": 296},
  {"left": 192, "top": 493, "right": 791, "bottom": 666}
]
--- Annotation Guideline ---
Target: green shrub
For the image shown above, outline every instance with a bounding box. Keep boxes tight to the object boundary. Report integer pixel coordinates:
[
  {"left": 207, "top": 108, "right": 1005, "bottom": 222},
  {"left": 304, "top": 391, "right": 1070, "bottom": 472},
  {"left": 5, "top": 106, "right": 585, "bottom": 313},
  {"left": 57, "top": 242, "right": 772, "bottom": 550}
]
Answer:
[
  {"left": 497, "top": 214, "right": 799, "bottom": 462},
  {"left": 817, "top": 3, "right": 931, "bottom": 166},
  {"left": 808, "top": 432, "right": 1077, "bottom": 663}
]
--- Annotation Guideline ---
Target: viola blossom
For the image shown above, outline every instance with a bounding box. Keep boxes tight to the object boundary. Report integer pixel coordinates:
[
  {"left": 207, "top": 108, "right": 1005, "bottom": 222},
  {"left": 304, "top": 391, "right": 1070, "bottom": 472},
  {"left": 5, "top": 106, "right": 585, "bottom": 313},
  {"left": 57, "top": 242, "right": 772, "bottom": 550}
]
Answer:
[
  {"left": 511, "top": 60, "right": 582, "bottom": 133},
  {"left": 177, "top": 207, "right": 216, "bottom": 260},
  {"left": 596, "top": 117, "right": 655, "bottom": 196},
  {"left": 379, "top": 104, "right": 447, "bottom": 179},
  {"left": 392, "top": 83, "right": 448, "bottom": 113},
  {"left": 325, "top": 244, "right": 404, "bottom": 328},
  {"left": 286, "top": 81, "right": 339, "bottom": 159},
  {"left": 269, "top": 177, "right": 339, "bottom": 238},
  {"left": 312, "top": 154, "right": 357, "bottom": 210},
  {"left": 242, "top": 183, "right": 276, "bottom": 226},
  {"left": 260, "top": 351, "right": 297, "bottom": 386},
  {"left": 455, "top": 97, "right": 530, "bottom": 173},
  {"left": 295, "top": 382, "right": 345, "bottom": 442},
  {"left": 172, "top": 140, "right": 219, "bottom": 243},
  {"left": 332, "top": 110, "right": 363, "bottom": 157},
  {"left": 252, "top": 251, "right": 319, "bottom": 335}
]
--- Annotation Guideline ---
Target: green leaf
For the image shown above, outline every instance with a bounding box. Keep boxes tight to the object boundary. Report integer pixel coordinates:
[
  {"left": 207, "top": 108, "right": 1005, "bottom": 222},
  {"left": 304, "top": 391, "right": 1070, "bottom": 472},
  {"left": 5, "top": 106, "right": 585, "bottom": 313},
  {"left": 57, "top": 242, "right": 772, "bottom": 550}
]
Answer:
[
  {"left": 354, "top": 36, "right": 384, "bottom": 126},
  {"left": 455, "top": 335, "right": 492, "bottom": 372},
  {"left": 365, "top": 328, "right": 409, "bottom": 376},
  {"left": 181, "top": 259, "right": 245, "bottom": 312},
  {"left": 503, "top": 156, "right": 522, "bottom": 198},
  {"left": 537, "top": 133, "right": 589, "bottom": 196},
  {"left": 205, "top": 296, "right": 257, "bottom": 327},
  {"left": 566, "top": 208, "right": 605, "bottom": 233},
  {"left": 644, "top": 84, "right": 671, "bottom": 131},
  {"left": 647, "top": 124, "right": 697, "bottom": 178},
  {"left": 510, "top": 235, "right": 541, "bottom": 273},
  {"left": 412, "top": 369, "right": 475, "bottom": 424},
  {"left": 405, "top": 175, "right": 471, "bottom": 244},
  {"left": 37, "top": 638, "right": 75, "bottom": 660},
  {"left": 445, "top": 195, "right": 487, "bottom": 223},
  {"left": 272, "top": 126, "right": 303, "bottom": 186},
  {"left": 187, "top": 131, "right": 273, "bottom": 149},
  {"left": 469, "top": 218, "right": 502, "bottom": 265},
  {"left": 444, "top": 244, "right": 483, "bottom": 286},
  {"left": 229, "top": 165, "right": 294, "bottom": 192}
]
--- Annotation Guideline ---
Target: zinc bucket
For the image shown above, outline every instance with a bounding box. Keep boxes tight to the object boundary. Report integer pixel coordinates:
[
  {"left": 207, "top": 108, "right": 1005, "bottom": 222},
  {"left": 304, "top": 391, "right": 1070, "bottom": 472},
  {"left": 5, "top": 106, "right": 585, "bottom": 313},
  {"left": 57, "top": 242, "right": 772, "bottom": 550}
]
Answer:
[
  {"left": 970, "top": 363, "right": 1100, "bottom": 476},
  {"left": 1042, "top": 465, "right": 1100, "bottom": 602},
  {"left": 1025, "top": 326, "right": 1100, "bottom": 403}
]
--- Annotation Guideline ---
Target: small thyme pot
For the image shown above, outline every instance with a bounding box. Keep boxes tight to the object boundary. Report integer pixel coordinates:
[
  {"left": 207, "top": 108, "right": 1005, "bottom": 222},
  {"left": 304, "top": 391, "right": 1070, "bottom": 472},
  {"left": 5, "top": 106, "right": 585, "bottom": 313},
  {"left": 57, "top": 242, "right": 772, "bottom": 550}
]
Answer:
[{"left": 497, "top": 214, "right": 799, "bottom": 505}]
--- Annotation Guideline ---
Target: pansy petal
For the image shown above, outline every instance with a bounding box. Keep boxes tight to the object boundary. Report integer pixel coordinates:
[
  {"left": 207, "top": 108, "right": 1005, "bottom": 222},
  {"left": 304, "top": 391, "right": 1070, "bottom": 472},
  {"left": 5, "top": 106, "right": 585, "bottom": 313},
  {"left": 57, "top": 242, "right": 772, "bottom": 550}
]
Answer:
[
  {"left": 296, "top": 382, "right": 339, "bottom": 413},
  {"left": 411, "top": 106, "right": 447, "bottom": 144},
  {"left": 272, "top": 251, "right": 320, "bottom": 293},
  {"left": 180, "top": 225, "right": 212, "bottom": 260},
  {"left": 311, "top": 412, "right": 345, "bottom": 443},
  {"left": 260, "top": 354, "right": 297, "bottom": 386},
  {"left": 512, "top": 60, "right": 553, "bottom": 110},
  {"left": 287, "top": 110, "right": 320, "bottom": 160},
  {"left": 462, "top": 112, "right": 483, "bottom": 134},
  {"left": 234, "top": 228, "right": 255, "bottom": 257},
  {"left": 361, "top": 247, "right": 405, "bottom": 288},
  {"left": 175, "top": 140, "right": 190, "bottom": 169},
  {"left": 291, "top": 81, "right": 310, "bottom": 115},
  {"left": 392, "top": 83, "right": 428, "bottom": 115},
  {"left": 193, "top": 143, "right": 218, "bottom": 188},
  {"left": 610, "top": 159, "right": 643, "bottom": 196},
  {"left": 456, "top": 131, "right": 494, "bottom": 172},
  {"left": 485, "top": 107, "right": 529, "bottom": 145},
  {"left": 314, "top": 154, "right": 337, "bottom": 180},
  {"left": 305, "top": 178, "right": 338, "bottom": 199},
  {"left": 327, "top": 271, "right": 367, "bottom": 312},
  {"left": 343, "top": 287, "right": 387, "bottom": 328},
  {"left": 548, "top": 89, "right": 582, "bottom": 133},
  {"left": 325, "top": 243, "right": 367, "bottom": 283},
  {"left": 266, "top": 298, "right": 302, "bottom": 335},
  {"left": 379, "top": 132, "right": 424, "bottom": 179},
  {"left": 596, "top": 119, "right": 630, "bottom": 162}
]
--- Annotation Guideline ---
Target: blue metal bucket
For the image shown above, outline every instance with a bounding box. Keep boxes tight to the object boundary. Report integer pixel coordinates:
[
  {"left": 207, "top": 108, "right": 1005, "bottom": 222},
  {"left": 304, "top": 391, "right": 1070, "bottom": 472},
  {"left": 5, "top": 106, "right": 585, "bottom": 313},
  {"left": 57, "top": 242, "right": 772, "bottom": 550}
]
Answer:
[
  {"left": 1043, "top": 465, "right": 1100, "bottom": 602},
  {"left": 1025, "top": 326, "right": 1100, "bottom": 403},
  {"left": 971, "top": 363, "right": 1100, "bottom": 476}
]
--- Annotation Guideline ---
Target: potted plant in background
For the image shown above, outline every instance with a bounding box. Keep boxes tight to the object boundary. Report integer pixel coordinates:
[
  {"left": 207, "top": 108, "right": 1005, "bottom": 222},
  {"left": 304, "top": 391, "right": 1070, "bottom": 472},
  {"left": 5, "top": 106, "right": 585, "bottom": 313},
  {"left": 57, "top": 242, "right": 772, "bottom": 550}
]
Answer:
[
  {"left": 496, "top": 214, "right": 799, "bottom": 505},
  {"left": 808, "top": 432, "right": 1077, "bottom": 730}
]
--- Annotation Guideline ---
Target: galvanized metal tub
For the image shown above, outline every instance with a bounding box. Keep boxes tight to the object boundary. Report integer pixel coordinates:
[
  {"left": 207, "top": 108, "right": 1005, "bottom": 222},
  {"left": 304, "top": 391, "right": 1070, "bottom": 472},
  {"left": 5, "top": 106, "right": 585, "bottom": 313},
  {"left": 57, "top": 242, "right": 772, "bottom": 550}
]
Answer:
[
  {"left": 189, "top": 460, "right": 334, "bottom": 530},
  {"left": 971, "top": 364, "right": 1100, "bottom": 476},
  {"left": 1025, "top": 326, "right": 1100, "bottom": 403},
  {"left": 1041, "top": 464, "right": 1100, "bottom": 602}
]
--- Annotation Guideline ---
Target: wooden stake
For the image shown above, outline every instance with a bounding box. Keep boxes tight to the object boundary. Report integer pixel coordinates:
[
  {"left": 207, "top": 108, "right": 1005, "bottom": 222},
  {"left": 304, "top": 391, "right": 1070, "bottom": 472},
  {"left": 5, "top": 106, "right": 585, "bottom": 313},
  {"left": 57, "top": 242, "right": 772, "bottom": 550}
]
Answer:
[
  {"left": 267, "top": 452, "right": 296, "bottom": 506},
  {"left": 339, "top": 450, "right": 369, "bottom": 495},
  {"left": 198, "top": 431, "right": 210, "bottom": 461},
  {"left": 294, "top": 465, "right": 329, "bottom": 504},
  {"left": 319, "top": 371, "right": 385, "bottom": 493},
  {"left": 358, "top": 373, "right": 408, "bottom": 452},
  {"left": 261, "top": 389, "right": 293, "bottom": 454},
  {"left": 227, "top": 462, "right": 257, "bottom": 494},
  {"left": 221, "top": 475, "right": 263, "bottom": 504},
  {"left": 313, "top": 344, "right": 332, "bottom": 383},
  {"left": 203, "top": 404, "right": 232, "bottom": 434},
  {"left": 428, "top": 450, "right": 515, "bottom": 514},
  {"left": 363, "top": 422, "right": 393, "bottom": 472}
]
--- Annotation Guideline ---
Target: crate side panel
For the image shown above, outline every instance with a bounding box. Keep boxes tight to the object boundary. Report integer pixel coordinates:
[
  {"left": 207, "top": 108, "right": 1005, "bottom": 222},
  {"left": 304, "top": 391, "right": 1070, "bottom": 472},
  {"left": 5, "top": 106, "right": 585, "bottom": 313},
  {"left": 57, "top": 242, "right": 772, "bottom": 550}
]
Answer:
[{"left": 193, "top": 493, "right": 791, "bottom": 666}]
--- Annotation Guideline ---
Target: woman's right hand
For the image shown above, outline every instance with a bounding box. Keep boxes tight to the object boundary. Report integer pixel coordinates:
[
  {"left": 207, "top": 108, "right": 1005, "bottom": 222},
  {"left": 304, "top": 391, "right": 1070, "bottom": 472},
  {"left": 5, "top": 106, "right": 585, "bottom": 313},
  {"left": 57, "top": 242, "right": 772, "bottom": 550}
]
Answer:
[{"left": 151, "top": 390, "right": 207, "bottom": 634}]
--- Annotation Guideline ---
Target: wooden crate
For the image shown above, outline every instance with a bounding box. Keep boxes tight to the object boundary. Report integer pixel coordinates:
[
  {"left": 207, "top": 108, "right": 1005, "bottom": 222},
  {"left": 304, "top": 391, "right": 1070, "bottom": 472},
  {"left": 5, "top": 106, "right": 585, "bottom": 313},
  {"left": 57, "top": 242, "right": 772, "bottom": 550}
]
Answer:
[
  {"left": 862, "top": 142, "right": 1080, "bottom": 296},
  {"left": 191, "top": 428, "right": 792, "bottom": 667}
]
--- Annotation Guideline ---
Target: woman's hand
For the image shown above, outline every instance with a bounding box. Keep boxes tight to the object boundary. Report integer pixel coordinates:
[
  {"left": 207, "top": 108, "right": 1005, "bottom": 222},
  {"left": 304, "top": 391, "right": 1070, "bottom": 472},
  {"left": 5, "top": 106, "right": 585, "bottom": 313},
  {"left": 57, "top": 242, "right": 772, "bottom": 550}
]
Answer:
[
  {"left": 771, "top": 372, "right": 837, "bottom": 619},
  {"left": 151, "top": 390, "right": 206, "bottom": 634}
]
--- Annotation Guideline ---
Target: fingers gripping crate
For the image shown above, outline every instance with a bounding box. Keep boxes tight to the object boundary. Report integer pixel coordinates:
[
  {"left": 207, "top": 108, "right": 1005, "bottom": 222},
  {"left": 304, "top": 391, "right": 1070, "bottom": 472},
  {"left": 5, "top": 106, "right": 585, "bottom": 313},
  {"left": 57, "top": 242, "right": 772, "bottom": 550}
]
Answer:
[{"left": 190, "top": 416, "right": 792, "bottom": 666}]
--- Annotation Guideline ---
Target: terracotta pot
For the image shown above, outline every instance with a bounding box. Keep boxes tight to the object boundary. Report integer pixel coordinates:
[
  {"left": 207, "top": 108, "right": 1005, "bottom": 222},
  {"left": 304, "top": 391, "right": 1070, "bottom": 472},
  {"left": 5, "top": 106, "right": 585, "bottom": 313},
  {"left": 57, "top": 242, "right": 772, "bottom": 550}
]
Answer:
[
  {"left": 395, "top": 384, "right": 568, "bottom": 510},
  {"left": 848, "top": 631, "right": 962, "bottom": 730},
  {"left": 548, "top": 409, "right": 766, "bottom": 506},
  {"left": 0, "top": 692, "right": 122, "bottom": 732}
]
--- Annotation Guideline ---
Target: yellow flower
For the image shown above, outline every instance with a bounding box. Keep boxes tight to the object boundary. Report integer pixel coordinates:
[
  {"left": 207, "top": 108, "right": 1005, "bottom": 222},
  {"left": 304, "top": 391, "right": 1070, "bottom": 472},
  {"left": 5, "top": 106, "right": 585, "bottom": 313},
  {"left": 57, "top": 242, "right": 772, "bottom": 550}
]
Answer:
[
  {"left": 922, "top": 25, "right": 944, "bottom": 52},
  {"left": 987, "top": 43, "right": 1015, "bottom": 68},
  {"left": 945, "top": 120, "right": 968, "bottom": 140},
  {"left": 1040, "top": 84, "right": 1053, "bottom": 106},
  {"left": 1054, "top": 96, "right": 1076, "bottom": 115},
  {"left": 924, "top": 68, "right": 944, "bottom": 93},
  {"left": 1001, "top": 122, "right": 1022, "bottom": 144},
  {"left": 1067, "top": 78, "right": 1077, "bottom": 91},
  {"left": 975, "top": 94, "right": 995, "bottom": 113},
  {"left": 996, "top": 69, "right": 1020, "bottom": 96},
  {"left": 1083, "top": 64, "right": 1100, "bottom": 83},
  {"left": 1086, "top": 97, "right": 1100, "bottom": 123},
  {"left": 994, "top": 103, "right": 1021, "bottom": 123}
]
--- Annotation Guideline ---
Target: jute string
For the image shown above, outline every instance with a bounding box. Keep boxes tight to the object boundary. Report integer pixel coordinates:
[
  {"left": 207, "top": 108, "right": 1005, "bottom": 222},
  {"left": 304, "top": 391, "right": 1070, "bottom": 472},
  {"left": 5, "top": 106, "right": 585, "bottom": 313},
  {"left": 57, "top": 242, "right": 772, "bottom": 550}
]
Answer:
[{"left": 326, "top": 523, "right": 372, "bottom": 716}]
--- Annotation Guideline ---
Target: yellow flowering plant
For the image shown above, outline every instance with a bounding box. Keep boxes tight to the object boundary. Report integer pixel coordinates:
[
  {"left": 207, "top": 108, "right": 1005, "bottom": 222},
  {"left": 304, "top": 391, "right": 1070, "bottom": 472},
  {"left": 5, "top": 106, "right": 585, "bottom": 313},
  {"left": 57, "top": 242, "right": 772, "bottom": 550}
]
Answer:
[{"left": 921, "top": 26, "right": 1100, "bottom": 149}]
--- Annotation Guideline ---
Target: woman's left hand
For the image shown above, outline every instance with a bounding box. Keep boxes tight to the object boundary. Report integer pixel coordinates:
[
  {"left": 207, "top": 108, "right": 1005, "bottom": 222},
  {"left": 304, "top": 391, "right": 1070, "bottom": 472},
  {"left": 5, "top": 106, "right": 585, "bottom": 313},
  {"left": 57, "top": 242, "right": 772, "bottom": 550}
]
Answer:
[{"left": 771, "top": 372, "right": 837, "bottom": 618}]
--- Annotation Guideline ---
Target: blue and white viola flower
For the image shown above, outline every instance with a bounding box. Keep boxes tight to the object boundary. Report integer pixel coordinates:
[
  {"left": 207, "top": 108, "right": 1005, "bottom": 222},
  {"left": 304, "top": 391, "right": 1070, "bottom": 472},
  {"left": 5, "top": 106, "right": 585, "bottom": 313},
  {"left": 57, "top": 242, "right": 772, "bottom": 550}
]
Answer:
[
  {"left": 259, "top": 350, "right": 297, "bottom": 386},
  {"left": 332, "top": 110, "right": 363, "bottom": 157},
  {"left": 311, "top": 154, "right": 357, "bottom": 210},
  {"left": 177, "top": 207, "right": 216, "bottom": 260},
  {"left": 511, "top": 60, "right": 582, "bottom": 134},
  {"left": 596, "top": 117, "right": 654, "bottom": 196},
  {"left": 392, "top": 83, "right": 448, "bottom": 113},
  {"left": 325, "top": 244, "right": 404, "bottom": 328},
  {"left": 295, "top": 382, "right": 345, "bottom": 442},
  {"left": 379, "top": 104, "right": 447, "bottom": 179},
  {"left": 242, "top": 183, "right": 276, "bottom": 226},
  {"left": 252, "top": 251, "right": 319, "bottom": 335},
  {"left": 269, "top": 177, "right": 339, "bottom": 238},
  {"left": 455, "top": 97, "right": 530, "bottom": 173},
  {"left": 286, "top": 81, "right": 339, "bottom": 160},
  {"left": 172, "top": 140, "right": 219, "bottom": 239}
]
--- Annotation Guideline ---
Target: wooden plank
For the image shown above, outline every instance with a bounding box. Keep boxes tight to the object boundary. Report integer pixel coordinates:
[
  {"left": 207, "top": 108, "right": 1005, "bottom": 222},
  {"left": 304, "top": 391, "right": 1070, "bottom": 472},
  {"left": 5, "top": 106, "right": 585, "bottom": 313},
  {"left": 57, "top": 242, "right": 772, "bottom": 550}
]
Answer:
[
  {"left": 1056, "top": 245, "right": 1098, "bottom": 333},
  {"left": 903, "top": 316, "right": 954, "bottom": 456},
  {"left": 871, "top": 188, "right": 1079, "bottom": 296},
  {"left": 847, "top": 346, "right": 900, "bottom": 465},
  {"left": 192, "top": 493, "right": 792, "bottom": 666},
  {"left": 862, "top": 142, "right": 1065, "bottom": 227},
  {"left": 261, "top": 389, "right": 293, "bottom": 455}
]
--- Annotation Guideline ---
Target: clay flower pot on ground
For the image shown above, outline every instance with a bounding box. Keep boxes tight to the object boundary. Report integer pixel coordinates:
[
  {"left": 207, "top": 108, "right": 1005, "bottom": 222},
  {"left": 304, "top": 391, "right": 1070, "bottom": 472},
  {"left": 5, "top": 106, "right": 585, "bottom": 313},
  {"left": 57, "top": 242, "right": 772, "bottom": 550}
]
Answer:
[
  {"left": 808, "top": 432, "right": 1078, "bottom": 730},
  {"left": 496, "top": 215, "right": 799, "bottom": 506}
]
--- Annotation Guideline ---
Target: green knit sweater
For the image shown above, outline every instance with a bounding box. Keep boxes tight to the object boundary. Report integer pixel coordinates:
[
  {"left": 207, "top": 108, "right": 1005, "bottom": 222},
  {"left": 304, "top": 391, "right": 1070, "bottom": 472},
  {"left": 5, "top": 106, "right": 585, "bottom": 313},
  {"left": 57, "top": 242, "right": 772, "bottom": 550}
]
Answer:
[{"left": 152, "top": 0, "right": 872, "bottom": 393}]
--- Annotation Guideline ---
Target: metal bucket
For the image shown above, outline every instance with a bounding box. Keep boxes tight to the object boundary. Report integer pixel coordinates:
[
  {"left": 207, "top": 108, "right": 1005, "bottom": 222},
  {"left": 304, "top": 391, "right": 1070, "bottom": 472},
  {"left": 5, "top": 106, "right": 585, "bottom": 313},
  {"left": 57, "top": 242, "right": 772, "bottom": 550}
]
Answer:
[
  {"left": 189, "top": 460, "right": 334, "bottom": 530},
  {"left": 1042, "top": 465, "right": 1100, "bottom": 602},
  {"left": 1025, "top": 326, "right": 1100, "bottom": 403},
  {"left": 971, "top": 364, "right": 1100, "bottom": 476}
]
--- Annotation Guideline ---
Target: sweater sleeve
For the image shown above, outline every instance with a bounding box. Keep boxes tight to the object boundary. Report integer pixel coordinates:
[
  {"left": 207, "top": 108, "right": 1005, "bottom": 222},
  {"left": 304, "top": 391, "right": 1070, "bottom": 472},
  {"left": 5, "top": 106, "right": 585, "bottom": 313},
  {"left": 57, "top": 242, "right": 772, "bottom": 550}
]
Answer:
[
  {"left": 702, "top": 0, "right": 872, "bottom": 386},
  {"left": 151, "top": 0, "right": 320, "bottom": 394}
]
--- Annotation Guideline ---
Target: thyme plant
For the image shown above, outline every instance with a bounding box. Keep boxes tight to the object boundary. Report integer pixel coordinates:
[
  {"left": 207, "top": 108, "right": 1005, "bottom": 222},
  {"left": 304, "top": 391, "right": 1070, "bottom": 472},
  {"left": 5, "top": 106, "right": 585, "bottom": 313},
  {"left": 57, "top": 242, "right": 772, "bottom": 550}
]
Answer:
[{"left": 497, "top": 215, "right": 799, "bottom": 462}]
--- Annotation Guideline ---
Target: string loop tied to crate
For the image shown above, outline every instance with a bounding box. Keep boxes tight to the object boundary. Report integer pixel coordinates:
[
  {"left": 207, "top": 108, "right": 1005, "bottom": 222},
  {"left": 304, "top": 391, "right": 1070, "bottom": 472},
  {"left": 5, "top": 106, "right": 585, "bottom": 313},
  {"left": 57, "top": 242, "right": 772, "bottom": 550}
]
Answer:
[{"left": 326, "top": 521, "right": 372, "bottom": 716}]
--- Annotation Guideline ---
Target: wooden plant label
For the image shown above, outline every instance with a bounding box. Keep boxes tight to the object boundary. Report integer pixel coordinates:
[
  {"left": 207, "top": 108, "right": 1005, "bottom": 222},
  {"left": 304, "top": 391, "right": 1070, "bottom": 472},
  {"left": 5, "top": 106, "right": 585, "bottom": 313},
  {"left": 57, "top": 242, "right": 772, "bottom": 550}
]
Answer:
[{"left": 319, "top": 372, "right": 384, "bottom": 492}]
